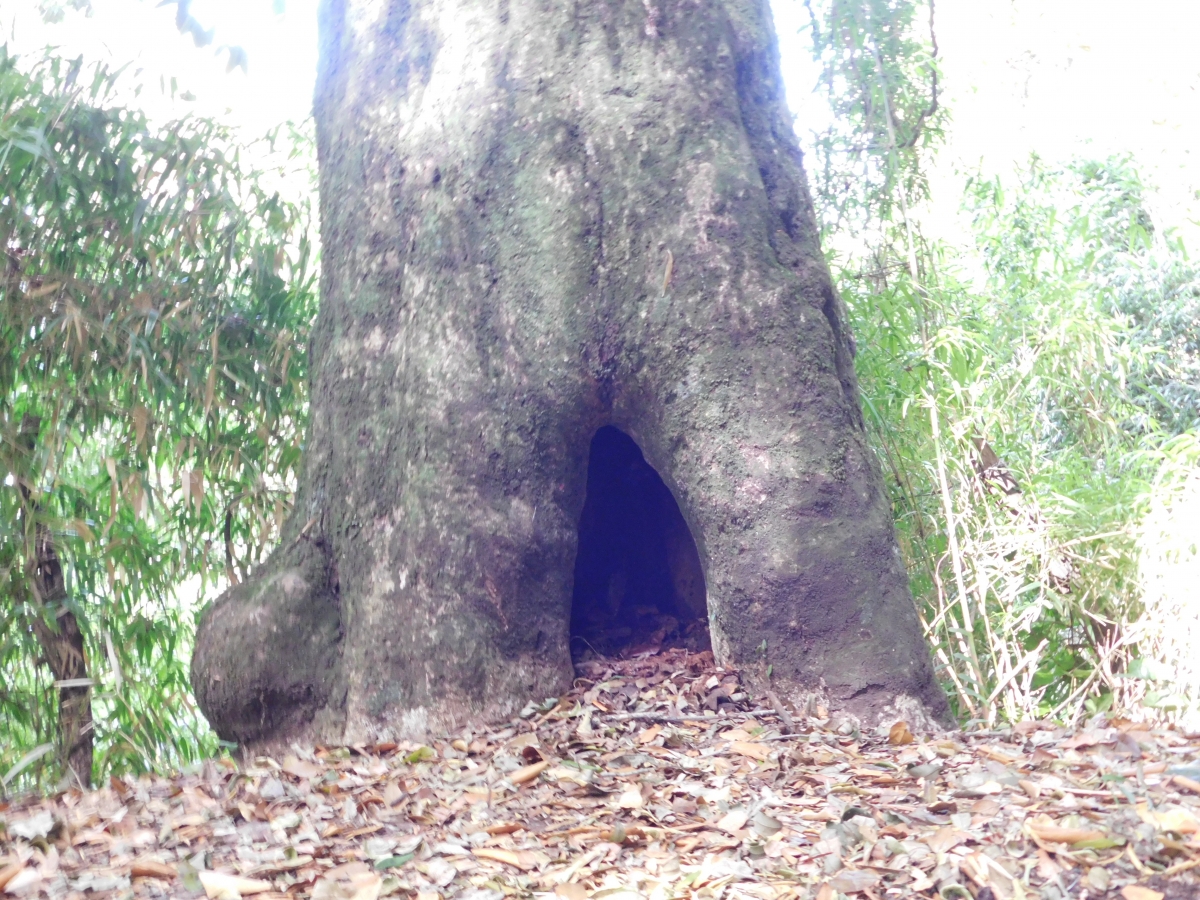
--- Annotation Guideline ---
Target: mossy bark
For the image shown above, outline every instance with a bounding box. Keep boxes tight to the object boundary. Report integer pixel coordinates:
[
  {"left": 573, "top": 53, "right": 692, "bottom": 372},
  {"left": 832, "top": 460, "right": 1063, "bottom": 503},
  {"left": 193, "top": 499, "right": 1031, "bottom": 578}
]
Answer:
[{"left": 191, "top": 0, "right": 948, "bottom": 749}]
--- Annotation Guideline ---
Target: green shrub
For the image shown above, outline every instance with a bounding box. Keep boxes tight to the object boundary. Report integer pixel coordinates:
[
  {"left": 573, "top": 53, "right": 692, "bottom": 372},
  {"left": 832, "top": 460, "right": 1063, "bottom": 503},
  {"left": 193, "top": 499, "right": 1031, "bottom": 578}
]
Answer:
[{"left": 0, "top": 46, "right": 316, "bottom": 790}]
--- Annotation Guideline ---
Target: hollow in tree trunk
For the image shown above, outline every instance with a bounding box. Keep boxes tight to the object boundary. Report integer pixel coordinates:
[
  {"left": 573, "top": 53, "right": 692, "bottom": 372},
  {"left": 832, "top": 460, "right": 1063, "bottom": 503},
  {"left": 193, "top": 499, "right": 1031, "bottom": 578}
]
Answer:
[{"left": 191, "top": 0, "right": 949, "bottom": 750}]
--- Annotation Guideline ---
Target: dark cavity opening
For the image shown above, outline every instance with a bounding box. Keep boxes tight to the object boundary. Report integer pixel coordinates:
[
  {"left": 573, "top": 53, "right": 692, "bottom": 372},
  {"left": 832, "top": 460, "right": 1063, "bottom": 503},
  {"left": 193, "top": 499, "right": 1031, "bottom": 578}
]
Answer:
[{"left": 571, "top": 426, "right": 710, "bottom": 660}]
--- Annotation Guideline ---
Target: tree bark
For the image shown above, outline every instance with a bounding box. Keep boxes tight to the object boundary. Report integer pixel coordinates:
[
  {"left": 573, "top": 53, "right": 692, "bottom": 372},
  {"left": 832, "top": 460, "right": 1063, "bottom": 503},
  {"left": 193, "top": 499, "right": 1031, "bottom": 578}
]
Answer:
[
  {"left": 192, "top": 0, "right": 948, "bottom": 749},
  {"left": 26, "top": 525, "right": 93, "bottom": 788},
  {"left": 18, "top": 416, "right": 93, "bottom": 787}
]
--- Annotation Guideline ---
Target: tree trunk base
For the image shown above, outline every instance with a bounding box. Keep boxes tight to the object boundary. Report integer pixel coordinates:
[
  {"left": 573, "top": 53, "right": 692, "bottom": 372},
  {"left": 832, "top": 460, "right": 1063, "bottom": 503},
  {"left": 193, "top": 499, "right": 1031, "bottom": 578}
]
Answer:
[
  {"left": 191, "top": 0, "right": 950, "bottom": 749},
  {"left": 192, "top": 534, "right": 345, "bottom": 749}
]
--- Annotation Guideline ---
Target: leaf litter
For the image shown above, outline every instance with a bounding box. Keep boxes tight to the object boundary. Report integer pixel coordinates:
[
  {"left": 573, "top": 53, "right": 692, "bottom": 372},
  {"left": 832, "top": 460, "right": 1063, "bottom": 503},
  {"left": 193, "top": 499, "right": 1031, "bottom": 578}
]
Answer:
[{"left": 3, "top": 649, "right": 1200, "bottom": 900}]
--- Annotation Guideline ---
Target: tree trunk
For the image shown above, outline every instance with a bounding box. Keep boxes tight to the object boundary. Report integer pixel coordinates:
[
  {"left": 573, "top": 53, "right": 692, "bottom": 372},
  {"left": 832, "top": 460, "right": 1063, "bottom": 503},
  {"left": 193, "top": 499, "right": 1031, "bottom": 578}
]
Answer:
[
  {"left": 192, "top": 0, "right": 949, "bottom": 749},
  {"left": 26, "top": 525, "right": 93, "bottom": 788},
  {"left": 18, "top": 417, "right": 93, "bottom": 787}
]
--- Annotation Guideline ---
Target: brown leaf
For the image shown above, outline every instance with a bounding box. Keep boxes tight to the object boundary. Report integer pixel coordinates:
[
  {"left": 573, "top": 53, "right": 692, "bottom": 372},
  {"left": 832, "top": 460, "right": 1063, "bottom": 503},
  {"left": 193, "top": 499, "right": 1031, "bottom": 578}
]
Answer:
[
  {"left": 484, "top": 822, "right": 523, "bottom": 835},
  {"left": 728, "top": 741, "right": 771, "bottom": 761},
  {"left": 282, "top": 755, "right": 323, "bottom": 780},
  {"left": 198, "top": 871, "right": 274, "bottom": 899},
  {"left": 1062, "top": 730, "right": 1111, "bottom": 750},
  {"left": 1174, "top": 774, "right": 1200, "bottom": 795},
  {"left": 510, "top": 759, "right": 551, "bottom": 785},
  {"left": 926, "top": 825, "right": 968, "bottom": 853},
  {"left": 1036, "top": 849, "right": 1062, "bottom": 880},
  {"left": 971, "top": 797, "right": 1001, "bottom": 818},
  {"left": 244, "top": 857, "right": 313, "bottom": 877},
  {"left": 828, "top": 869, "right": 880, "bottom": 893},
  {"left": 1136, "top": 803, "right": 1200, "bottom": 834},
  {"left": 26, "top": 281, "right": 62, "bottom": 299},
  {"left": 555, "top": 883, "right": 589, "bottom": 900},
  {"left": 313, "top": 870, "right": 382, "bottom": 900},
  {"left": 1031, "top": 747, "right": 1057, "bottom": 766},
  {"left": 978, "top": 746, "right": 1021, "bottom": 765},
  {"left": 204, "top": 364, "right": 217, "bottom": 417},
  {"left": 472, "top": 848, "right": 536, "bottom": 870},
  {"left": 716, "top": 809, "right": 749, "bottom": 833},
  {"left": 1026, "top": 822, "right": 1107, "bottom": 844},
  {"left": 637, "top": 724, "right": 663, "bottom": 744},
  {"left": 382, "top": 781, "right": 405, "bottom": 807},
  {"left": 132, "top": 405, "right": 149, "bottom": 447},
  {"left": 325, "top": 863, "right": 372, "bottom": 879},
  {"left": 616, "top": 785, "right": 644, "bottom": 809},
  {"left": 508, "top": 732, "right": 539, "bottom": 750},
  {"left": 888, "top": 721, "right": 914, "bottom": 745},
  {"left": 130, "top": 859, "right": 176, "bottom": 879},
  {"left": 0, "top": 863, "right": 24, "bottom": 892},
  {"left": 1121, "top": 887, "right": 1164, "bottom": 900}
]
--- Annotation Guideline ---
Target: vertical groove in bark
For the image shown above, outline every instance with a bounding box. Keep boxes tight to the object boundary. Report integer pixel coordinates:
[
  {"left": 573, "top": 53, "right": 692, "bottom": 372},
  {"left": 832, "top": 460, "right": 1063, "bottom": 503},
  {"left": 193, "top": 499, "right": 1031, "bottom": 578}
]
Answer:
[
  {"left": 18, "top": 415, "right": 92, "bottom": 787},
  {"left": 192, "top": 0, "right": 949, "bottom": 750}
]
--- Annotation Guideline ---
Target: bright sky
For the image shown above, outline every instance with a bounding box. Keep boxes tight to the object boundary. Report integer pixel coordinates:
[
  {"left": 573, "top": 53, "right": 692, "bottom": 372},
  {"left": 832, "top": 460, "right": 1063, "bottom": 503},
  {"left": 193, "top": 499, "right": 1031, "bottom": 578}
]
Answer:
[
  {"left": 929, "top": 0, "right": 1200, "bottom": 242},
  {"left": 4, "top": 0, "right": 1200, "bottom": 240},
  {"left": 0, "top": 0, "right": 319, "bottom": 132}
]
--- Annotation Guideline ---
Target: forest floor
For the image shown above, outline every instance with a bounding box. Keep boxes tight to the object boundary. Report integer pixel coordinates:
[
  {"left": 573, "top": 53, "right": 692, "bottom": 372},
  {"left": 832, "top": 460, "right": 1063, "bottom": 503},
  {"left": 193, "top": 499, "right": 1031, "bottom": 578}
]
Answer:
[{"left": 3, "top": 649, "right": 1200, "bottom": 900}]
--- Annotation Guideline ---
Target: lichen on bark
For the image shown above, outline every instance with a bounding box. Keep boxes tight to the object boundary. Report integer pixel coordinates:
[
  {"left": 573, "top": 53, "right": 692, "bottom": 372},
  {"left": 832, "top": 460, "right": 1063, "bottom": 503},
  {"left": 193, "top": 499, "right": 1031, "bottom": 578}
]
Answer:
[{"left": 191, "top": 0, "right": 949, "bottom": 750}]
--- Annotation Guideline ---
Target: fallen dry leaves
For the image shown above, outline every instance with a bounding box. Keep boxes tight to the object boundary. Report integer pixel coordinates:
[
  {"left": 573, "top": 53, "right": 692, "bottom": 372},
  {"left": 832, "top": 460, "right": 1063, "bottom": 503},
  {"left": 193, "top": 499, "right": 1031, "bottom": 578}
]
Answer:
[{"left": 3, "top": 649, "right": 1199, "bottom": 900}]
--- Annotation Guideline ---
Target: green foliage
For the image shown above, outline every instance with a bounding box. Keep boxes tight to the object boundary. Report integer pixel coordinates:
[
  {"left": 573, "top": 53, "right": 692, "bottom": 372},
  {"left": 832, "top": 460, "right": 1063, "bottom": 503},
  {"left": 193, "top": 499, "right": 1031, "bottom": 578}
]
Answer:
[
  {"left": 0, "top": 45, "right": 317, "bottom": 790},
  {"left": 36, "top": 1, "right": 94, "bottom": 26},
  {"left": 800, "top": 1, "right": 1200, "bottom": 726},
  {"left": 848, "top": 158, "right": 1167, "bottom": 723},
  {"left": 802, "top": 0, "right": 945, "bottom": 235}
]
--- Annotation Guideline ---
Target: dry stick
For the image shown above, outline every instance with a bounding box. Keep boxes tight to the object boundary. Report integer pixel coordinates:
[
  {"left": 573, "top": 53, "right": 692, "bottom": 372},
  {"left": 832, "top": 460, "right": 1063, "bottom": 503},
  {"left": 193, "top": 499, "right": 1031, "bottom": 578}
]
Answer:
[
  {"left": 922, "top": 612, "right": 977, "bottom": 714},
  {"left": 1045, "top": 664, "right": 1102, "bottom": 724},
  {"left": 975, "top": 502, "right": 1007, "bottom": 724},
  {"left": 538, "top": 845, "right": 606, "bottom": 888},
  {"left": 1161, "top": 855, "right": 1200, "bottom": 878},
  {"left": 930, "top": 398, "right": 986, "bottom": 716},
  {"left": 985, "top": 638, "right": 1048, "bottom": 710},
  {"left": 749, "top": 732, "right": 813, "bottom": 743},
  {"left": 600, "top": 708, "right": 777, "bottom": 724},
  {"left": 538, "top": 822, "right": 602, "bottom": 838},
  {"left": 1042, "top": 629, "right": 1128, "bottom": 724},
  {"left": 596, "top": 708, "right": 814, "bottom": 743},
  {"left": 766, "top": 691, "right": 795, "bottom": 735},
  {"left": 601, "top": 713, "right": 718, "bottom": 725},
  {"left": 543, "top": 821, "right": 706, "bottom": 840}
]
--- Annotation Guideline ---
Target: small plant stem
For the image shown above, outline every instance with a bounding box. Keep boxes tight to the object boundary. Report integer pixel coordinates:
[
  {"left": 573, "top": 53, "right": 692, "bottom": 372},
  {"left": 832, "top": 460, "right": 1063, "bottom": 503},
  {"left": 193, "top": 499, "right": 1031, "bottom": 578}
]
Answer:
[
  {"left": 985, "top": 639, "right": 1047, "bottom": 709},
  {"left": 929, "top": 396, "right": 986, "bottom": 708},
  {"left": 922, "top": 611, "right": 976, "bottom": 717}
]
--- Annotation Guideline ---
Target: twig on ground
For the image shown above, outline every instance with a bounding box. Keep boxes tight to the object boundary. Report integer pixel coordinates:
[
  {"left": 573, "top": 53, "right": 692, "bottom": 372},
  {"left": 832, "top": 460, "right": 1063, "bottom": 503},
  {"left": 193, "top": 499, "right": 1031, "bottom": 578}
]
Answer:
[
  {"left": 767, "top": 690, "right": 795, "bottom": 734},
  {"left": 598, "top": 708, "right": 776, "bottom": 724}
]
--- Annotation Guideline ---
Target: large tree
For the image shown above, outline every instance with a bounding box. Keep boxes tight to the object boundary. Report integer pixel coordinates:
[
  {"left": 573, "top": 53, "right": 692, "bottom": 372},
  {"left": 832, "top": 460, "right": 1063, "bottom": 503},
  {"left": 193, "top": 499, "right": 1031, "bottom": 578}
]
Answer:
[{"left": 192, "top": 0, "right": 948, "bottom": 748}]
